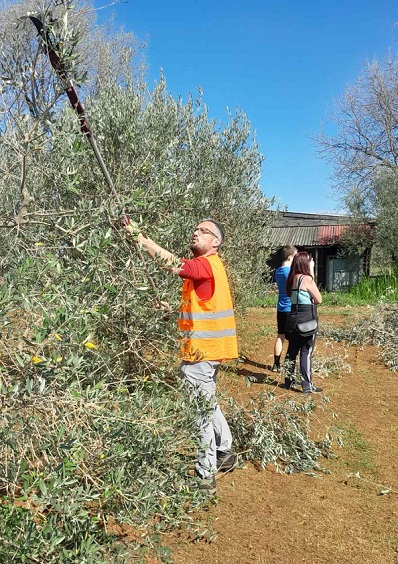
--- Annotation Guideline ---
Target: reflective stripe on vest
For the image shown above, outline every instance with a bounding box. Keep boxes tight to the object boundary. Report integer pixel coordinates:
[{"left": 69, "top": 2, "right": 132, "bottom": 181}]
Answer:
[
  {"left": 180, "top": 328, "right": 237, "bottom": 339},
  {"left": 179, "top": 309, "right": 235, "bottom": 321}
]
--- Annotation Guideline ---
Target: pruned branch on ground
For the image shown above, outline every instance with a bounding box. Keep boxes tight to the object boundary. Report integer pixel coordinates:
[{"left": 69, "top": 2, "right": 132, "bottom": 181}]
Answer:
[{"left": 320, "top": 302, "right": 398, "bottom": 372}]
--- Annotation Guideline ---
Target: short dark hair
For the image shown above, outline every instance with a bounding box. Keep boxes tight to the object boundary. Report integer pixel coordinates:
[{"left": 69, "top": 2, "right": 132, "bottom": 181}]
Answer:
[
  {"left": 202, "top": 218, "right": 225, "bottom": 246},
  {"left": 281, "top": 245, "right": 297, "bottom": 262}
]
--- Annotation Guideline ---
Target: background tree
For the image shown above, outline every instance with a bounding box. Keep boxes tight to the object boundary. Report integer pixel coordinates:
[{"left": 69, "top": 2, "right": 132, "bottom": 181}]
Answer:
[
  {"left": 317, "top": 54, "right": 398, "bottom": 192},
  {"left": 317, "top": 53, "right": 398, "bottom": 262},
  {"left": 344, "top": 171, "right": 398, "bottom": 263}
]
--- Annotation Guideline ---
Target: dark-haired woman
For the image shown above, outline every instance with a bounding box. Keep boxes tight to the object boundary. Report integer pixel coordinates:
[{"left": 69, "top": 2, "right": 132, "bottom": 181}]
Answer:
[{"left": 284, "top": 252, "right": 322, "bottom": 393}]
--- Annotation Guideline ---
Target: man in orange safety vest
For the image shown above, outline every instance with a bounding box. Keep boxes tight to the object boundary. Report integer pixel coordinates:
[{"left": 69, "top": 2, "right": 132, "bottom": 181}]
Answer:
[{"left": 124, "top": 218, "right": 238, "bottom": 495}]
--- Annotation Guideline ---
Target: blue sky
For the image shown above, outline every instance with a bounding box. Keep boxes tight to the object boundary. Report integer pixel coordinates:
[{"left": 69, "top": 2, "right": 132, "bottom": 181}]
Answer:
[{"left": 95, "top": 0, "right": 397, "bottom": 213}]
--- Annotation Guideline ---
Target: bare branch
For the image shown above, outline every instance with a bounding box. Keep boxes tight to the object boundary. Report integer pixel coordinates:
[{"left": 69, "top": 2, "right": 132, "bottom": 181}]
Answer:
[{"left": 316, "top": 53, "right": 398, "bottom": 194}]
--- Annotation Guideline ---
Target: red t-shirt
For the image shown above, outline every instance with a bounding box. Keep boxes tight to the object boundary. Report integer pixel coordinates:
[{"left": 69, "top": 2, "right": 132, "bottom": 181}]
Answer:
[{"left": 179, "top": 256, "right": 214, "bottom": 301}]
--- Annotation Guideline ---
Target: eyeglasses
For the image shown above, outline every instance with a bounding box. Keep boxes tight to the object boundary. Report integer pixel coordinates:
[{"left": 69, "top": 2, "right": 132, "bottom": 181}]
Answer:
[{"left": 193, "top": 226, "right": 218, "bottom": 237}]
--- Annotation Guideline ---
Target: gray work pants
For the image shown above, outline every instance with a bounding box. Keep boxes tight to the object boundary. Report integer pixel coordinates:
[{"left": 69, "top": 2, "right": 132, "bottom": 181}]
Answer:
[{"left": 180, "top": 360, "right": 233, "bottom": 479}]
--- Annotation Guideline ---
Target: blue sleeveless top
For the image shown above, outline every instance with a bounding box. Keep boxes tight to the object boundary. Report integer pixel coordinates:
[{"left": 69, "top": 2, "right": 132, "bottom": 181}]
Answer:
[{"left": 290, "top": 276, "right": 313, "bottom": 305}]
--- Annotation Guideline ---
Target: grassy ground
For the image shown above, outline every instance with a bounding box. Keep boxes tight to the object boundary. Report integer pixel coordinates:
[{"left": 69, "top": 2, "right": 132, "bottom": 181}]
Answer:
[{"left": 254, "top": 271, "right": 398, "bottom": 308}]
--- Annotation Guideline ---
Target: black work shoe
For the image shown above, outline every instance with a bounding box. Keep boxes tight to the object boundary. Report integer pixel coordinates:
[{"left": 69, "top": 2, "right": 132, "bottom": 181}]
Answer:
[
  {"left": 216, "top": 450, "right": 238, "bottom": 472},
  {"left": 197, "top": 476, "right": 216, "bottom": 495},
  {"left": 303, "top": 384, "right": 323, "bottom": 394},
  {"left": 284, "top": 377, "right": 293, "bottom": 390}
]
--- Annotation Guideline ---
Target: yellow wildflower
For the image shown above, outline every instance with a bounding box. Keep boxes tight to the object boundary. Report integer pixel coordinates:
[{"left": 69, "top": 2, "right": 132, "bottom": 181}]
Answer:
[
  {"left": 32, "top": 356, "right": 45, "bottom": 364},
  {"left": 84, "top": 342, "right": 97, "bottom": 350},
  {"left": 54, "top": 333, "right": 62, "bottom": 341}
]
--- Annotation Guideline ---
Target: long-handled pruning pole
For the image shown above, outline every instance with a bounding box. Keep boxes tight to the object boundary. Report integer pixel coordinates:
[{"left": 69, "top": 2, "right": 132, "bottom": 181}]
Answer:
[{"left": 29, "top": 15, "right": 163, "bottom": 308}]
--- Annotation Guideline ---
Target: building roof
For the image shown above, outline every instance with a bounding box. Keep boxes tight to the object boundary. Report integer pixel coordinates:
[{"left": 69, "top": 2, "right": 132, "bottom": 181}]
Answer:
[{"left": 269, "top": 212, "right": 351, "bottom": 248}]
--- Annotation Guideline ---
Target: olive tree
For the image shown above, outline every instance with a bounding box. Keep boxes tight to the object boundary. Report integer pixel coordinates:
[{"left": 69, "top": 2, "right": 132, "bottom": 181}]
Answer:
[{"left": 341, "top": 171, "right": 398, "bottom": 262}]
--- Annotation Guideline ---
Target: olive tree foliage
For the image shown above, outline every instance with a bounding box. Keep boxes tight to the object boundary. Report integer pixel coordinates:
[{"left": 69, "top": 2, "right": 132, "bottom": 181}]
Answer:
[
  {"left": 1, "top": 79, "right": 272, "bottom": 331},
  {"left": 89, "top": 79, "right": 273, "bottom": 303},
  {"left": 0, "top": 0, "right": 270, "bottom": 480},
  {"left": 317, "top": 54, "right": 398, "bottom": 261},
  {"left": 0, "top": 0, "right": 145, "bottom": 226},
  {"left": 370, "top": 172, "right": 398, "bottom": 261},
  {"left": 0, "top": 0, "right": 273, "bottom": 392}
]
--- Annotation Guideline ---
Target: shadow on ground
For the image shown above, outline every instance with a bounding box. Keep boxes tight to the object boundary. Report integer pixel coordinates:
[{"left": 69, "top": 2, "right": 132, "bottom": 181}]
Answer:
[{"left": 237, "top": 358, "right": 279, "bottom": 386}]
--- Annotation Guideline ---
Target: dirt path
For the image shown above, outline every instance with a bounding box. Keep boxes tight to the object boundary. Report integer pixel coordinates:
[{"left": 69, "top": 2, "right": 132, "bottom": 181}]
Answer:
[{"left": 168, "top": 307, "right": 398, "bottom": 564}]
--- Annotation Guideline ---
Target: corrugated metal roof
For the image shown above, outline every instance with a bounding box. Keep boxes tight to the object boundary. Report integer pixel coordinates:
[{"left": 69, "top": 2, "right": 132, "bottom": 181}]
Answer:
[
  {"left": 268, "top": 212, "right": 374, "bottom": 249},
  {"left": 272, "top": 211, "right": 350, "bottom": 228},
  {"left": 269, "top": 224, "right": 349, "bottom": 247},
  {"left": 318, "top": 225, "right": 346, "bottom": 245}
]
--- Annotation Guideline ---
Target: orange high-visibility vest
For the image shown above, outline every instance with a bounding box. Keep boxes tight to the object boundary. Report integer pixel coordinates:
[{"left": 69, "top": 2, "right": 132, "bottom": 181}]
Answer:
[{"left": 178, "top": 254, "right": 238, "bottom": 361}]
